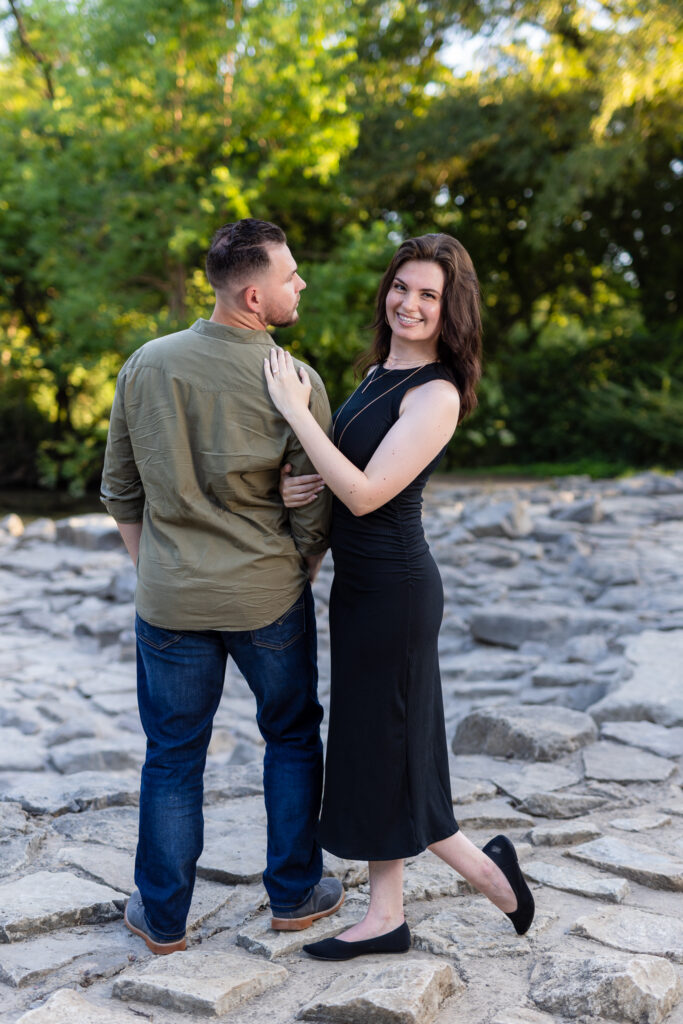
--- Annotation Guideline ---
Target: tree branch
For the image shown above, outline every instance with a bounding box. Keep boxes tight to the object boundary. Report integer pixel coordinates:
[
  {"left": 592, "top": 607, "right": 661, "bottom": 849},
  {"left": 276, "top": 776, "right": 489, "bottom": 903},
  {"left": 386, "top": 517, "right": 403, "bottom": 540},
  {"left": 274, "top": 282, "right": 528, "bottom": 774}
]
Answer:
[{"left": 8, "top": 0, "right": 55, "bottom": 100}]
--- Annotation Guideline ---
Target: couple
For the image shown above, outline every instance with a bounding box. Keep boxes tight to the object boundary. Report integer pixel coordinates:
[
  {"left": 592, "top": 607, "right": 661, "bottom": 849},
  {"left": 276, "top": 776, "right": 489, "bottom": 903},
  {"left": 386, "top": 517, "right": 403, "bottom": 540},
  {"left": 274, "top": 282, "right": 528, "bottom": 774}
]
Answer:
[{"left": 101, "top": 217, "right": 534, "bottom": 962}]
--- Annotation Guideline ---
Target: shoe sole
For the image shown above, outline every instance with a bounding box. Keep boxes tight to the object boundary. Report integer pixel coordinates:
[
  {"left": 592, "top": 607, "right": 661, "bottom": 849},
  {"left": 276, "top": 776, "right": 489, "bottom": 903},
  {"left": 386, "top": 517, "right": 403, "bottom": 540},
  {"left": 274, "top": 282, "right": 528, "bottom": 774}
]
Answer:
[
  {"left": 124, "top": 905, "right": 187, "bottom": 954},
  {"left": 271, "top": 888, "right": 345, "bottom": 931}
]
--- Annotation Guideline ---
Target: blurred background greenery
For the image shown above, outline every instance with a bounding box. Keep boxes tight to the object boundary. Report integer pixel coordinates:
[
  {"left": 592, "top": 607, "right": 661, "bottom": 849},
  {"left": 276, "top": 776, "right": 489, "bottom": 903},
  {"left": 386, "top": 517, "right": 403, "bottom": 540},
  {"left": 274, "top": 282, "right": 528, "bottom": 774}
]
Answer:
[{"left": 1, "top": 0, "right": 681, "bottom": 495}]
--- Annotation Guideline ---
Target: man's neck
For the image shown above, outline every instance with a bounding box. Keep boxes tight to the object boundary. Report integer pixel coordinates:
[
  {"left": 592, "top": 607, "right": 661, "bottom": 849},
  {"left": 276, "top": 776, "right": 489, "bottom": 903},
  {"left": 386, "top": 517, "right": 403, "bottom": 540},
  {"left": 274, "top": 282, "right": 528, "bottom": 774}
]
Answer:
[{"left": 209, "top": 302, "right": 266, "bottom": 332}]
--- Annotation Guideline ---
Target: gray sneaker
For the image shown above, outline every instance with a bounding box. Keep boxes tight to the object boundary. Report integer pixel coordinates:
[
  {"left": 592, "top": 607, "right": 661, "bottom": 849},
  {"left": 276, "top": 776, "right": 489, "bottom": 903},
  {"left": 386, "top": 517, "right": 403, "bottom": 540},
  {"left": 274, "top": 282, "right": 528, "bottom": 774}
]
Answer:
[
  {"left": 124, "top": 889, "right": 186, "bottom": 954},
  {"left": 271, "top": 877, "right": 345, "bottom": 931}
]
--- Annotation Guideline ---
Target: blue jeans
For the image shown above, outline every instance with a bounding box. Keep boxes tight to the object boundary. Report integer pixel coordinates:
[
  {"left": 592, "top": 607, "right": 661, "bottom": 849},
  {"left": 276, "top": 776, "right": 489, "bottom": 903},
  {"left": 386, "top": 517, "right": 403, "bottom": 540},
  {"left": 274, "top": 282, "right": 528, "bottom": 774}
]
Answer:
[{"left": 133, "top": 584, "right": 323, "bottom": 941}]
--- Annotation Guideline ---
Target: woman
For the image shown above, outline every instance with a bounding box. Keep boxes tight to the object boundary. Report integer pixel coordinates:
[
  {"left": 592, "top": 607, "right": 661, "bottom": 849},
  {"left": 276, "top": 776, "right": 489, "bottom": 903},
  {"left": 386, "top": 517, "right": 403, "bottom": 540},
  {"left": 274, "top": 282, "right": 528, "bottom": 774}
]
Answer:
[{"left": 264, "top": 233, "right": 534, "bottom": 960}]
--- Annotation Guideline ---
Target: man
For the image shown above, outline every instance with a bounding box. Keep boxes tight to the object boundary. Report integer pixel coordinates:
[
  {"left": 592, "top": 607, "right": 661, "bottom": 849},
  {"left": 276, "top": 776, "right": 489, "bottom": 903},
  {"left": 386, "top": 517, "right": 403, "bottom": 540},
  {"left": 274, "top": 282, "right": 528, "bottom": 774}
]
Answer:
[{"left": 101, "top": 218, "right": 343, "bottom": 954}]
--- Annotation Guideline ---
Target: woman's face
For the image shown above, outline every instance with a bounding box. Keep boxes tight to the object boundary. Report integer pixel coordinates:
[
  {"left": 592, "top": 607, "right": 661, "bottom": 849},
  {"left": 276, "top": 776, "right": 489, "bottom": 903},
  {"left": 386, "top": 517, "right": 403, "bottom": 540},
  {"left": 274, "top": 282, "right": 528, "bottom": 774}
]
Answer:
[{"left": 385, "top": 260, "right": 445, "bottom": 350}]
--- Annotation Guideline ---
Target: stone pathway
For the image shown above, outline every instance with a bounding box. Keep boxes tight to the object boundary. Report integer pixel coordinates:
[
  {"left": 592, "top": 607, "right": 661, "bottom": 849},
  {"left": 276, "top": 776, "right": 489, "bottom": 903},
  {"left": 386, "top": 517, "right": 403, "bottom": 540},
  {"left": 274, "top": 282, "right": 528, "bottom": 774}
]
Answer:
[{"left": 1, "top": 471, "right": 683, "bottom": 1023}]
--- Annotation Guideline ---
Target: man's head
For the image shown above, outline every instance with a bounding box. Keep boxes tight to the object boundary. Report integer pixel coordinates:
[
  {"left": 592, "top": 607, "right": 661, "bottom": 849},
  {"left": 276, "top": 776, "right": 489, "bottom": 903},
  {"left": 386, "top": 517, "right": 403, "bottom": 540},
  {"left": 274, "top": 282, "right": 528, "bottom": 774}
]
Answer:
[{"left": 206, "top": 218, "right": 306, "bottom": 329}]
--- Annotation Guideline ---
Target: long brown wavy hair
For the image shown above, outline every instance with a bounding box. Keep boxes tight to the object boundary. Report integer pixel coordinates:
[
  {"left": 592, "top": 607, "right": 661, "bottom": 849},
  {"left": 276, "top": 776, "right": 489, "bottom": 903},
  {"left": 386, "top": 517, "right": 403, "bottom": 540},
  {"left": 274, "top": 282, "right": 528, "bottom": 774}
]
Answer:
[{"left": 357, "top": 234, "right": 482, "bottom": 422}]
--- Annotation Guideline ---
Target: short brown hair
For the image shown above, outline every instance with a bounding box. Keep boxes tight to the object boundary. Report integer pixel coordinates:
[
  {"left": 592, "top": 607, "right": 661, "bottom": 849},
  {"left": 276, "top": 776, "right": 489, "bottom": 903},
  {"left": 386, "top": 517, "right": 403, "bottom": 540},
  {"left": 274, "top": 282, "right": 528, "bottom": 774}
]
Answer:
[{"left": 206, "top": 218, "right": 287, "bottom": 291}]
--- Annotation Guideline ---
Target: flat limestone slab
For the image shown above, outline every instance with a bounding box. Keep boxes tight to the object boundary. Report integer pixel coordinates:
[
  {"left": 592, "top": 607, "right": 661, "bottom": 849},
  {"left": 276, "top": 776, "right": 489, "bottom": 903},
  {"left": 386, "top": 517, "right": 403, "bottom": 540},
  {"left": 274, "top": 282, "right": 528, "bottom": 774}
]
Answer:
[
  {"left": 0, "top": 770, "right": 139, "bottom": 814},
  {"left": 0, "top": 923, "right": 137, "bottom": 987},
  {"left": 572, "top": 906, "right": 683, "bottom": 962},
  {"left": 529, "top": 951, "right": 681, "bottom": 1023},
  {"left": 610, "top": 813, "right": 672, "bottom": 832},
  {"left": 491, "top": 1010, "right": 557, "bottom": 1024},
  {"left": 487, "top": 761, "right": 583, "bottom": 802},
  {"left": 412, "top": 899, "right": 554, "bottom": 964},
  {"left": 401, "top": 855, "right": 466, "bottom": 901},
  {"left": 452, "top": 705, "right": 597, "bottom": 761},
  {"left": 601, "top": 719, "right": 683, "bottom": 758},
  {"left": 568, "top": 836, "right": 683, "bottom": 891},
  {"left": 582, "top": 741, "right": 676, "bottom": 783},
  {"left": 58, "top": 844, "right": 135, "bottom": 894},
  {"left": 236, "top": 901, "right": 362, "bottom": 960},
  {"left": 17, "top": 988, "right": 141, "bottom": 1023},
  {"left": 456, "top": 798, "right": 534, "bottom": 830},
  {"left": 198, "top": 834, "right": 265, "bottom": 885},
  {"left": 0, "top": 871, "right": 125, "bottom": 942},
  {"left": 529, "top": 822, "right": 602, "bottom": 846},
  {"left": 113, "top": 949, "right": 287, "bottom": 1016},
  {"left": 0, "top": 727, "right": 45, "bottom": 771},
  {"left": 524, "top": 859, "right": 629, "bottom": 902},
  {"left": 589, "top": 629, "right": 683, "bottom": 726},
  {"left": 520, "top": 791, "right": 608, "bottom": 819},
  {"left": 298, "top": 959, "right": 463, "bottom": 1024}
]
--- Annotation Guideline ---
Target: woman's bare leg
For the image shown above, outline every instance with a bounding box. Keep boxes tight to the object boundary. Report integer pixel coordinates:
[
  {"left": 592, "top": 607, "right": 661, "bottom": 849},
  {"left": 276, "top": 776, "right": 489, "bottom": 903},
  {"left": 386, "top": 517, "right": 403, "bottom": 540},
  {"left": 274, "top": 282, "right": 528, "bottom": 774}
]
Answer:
[
  {"left": 429, "top": 831, "right": 517, "bottom": 913},
  {"left": 336, "top": 859, "right": 405, "bottom": 942}
]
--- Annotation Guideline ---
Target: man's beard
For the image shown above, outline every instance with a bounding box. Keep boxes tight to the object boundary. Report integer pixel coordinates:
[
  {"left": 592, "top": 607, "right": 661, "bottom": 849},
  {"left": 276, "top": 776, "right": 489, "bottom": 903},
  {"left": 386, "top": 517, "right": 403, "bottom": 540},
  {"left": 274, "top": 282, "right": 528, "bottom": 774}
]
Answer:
[{"left": 266, "top": 302, "right": 299, "bottom": 328}]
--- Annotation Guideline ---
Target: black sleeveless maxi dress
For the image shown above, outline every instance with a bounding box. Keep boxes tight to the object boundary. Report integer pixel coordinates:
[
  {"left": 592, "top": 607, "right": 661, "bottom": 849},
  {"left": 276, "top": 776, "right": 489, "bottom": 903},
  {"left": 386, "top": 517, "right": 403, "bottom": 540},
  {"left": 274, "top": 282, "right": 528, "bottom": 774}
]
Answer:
[{"left": 317, "top": 363, "right": 459, "bottom": 861}]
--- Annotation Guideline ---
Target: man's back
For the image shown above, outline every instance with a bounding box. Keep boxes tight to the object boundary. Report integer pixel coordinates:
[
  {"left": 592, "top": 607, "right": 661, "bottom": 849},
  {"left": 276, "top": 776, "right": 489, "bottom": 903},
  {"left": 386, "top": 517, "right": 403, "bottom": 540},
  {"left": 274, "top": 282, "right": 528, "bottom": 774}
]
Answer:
[{"left": 101, "top": 318, "right": 331, "bottom": 631}]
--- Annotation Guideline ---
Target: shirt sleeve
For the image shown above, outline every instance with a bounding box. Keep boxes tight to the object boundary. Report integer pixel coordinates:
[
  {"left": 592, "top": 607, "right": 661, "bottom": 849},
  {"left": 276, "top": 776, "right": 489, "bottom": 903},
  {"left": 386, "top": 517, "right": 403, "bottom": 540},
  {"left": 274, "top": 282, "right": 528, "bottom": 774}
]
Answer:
[
  {"left": 100, "top": 365, "right": 146, "bottom": 523},
  {"left": 285, "top": 372, "right": 332, "bottom": 556}
]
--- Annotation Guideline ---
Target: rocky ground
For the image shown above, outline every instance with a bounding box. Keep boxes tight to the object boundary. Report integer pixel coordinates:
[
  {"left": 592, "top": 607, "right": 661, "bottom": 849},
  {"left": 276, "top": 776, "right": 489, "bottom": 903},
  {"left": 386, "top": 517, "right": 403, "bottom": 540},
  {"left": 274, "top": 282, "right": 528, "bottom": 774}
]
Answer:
[{"left": 1, "top": 471, "right": 683, "bottom": 1024}]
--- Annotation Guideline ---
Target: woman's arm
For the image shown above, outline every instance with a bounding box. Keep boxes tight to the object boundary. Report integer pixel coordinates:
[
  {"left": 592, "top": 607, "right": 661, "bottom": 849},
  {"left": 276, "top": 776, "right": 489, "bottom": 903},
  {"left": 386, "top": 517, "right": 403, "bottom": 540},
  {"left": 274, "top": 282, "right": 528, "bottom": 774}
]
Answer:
[{"left": 265, "top": 348, "right": 459, "bottom": 516}]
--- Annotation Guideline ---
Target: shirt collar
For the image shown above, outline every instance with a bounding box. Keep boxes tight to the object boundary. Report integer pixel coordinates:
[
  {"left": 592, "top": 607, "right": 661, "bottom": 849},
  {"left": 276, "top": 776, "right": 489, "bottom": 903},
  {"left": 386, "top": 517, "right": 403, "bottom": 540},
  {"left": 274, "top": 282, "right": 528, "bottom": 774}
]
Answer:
[{"left": 190, "top": 318, "right": 272, "bottom": 346}]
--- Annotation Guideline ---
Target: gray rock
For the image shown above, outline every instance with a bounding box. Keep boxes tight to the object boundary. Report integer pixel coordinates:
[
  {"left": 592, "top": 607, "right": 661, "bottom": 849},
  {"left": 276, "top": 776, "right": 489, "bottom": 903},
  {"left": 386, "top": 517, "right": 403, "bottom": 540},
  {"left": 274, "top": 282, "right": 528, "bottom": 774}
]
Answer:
[
  {"left": 203, "top": 762, "right": 264, "bottom": 800},
  {"left": 55, "top": 514, "right": 124, "bottom": 550},
  {"left": 600, "top": 720, "right": 683, "bottom": 759},
  {"left": 90, "top": 691, "right": 139, "bottom": 715},
  {"left": 589, "top": 629, "right": 683, "bottom": 726},
  {"left": 582, "top": 741, "right": 676, "bottom": 783},
  {"left": 0, "top": 513, "right": 24, "bottom": 537},
  {"left": 452, "top": 705, "right": 597, "bottom": 761},
  {"left": 113, "top": 949, "right": 288, "bottom": 1016},
  {"left": 237, "top": 901, "right": 362, "bottom": 959},
  {"left": 323, "top": 854, "right": 369, "bottom": 888},
  {"left": 571, "top": 552, "right": 639, "bottom": 586},
  {"left": 108, "top": 566, "right": 136, "bottom": 603},
  {"left": 51, "top": 805, "right": 139, "bottom": 849},
  {"left": 0, "top": 833, "right": 43, "bottom": 877},
  {"left": 524, "top": 859, "right": 629, "bottom": 902},
  {"left": 439, "top": 650, "right": 538, "bottom": 681},
  {"left": 619, "top": 472, "right": 683, "bottom": 496},
  {"left": 0, "top": 727, "right": 46, "bottom": 771},
  {"left": 531, "top": 663, "right": 593, "bottom": 687},
  {"left": 20, "top": 518, "right": 57, "bottom": 543},
  {"left": 462, "top": 500, "right": 532, "bottom": 539},
  {"left": 572, "top": 906, "right": 683, "bottom": 962},
  {"left": 551, "top": 496, "right": 603, "bottom": 522},
  {"left": 520, "top": 791, "right": 609, "bottom": 819},
  {"left": 610, "top": 813, "right": 672, "bottom": 832},
  {"left": 58, "top": 844, "right": 135, "bottom": 894},
  {"left": 449, "top": 777, "right": 498, "bottom": 804},
  {"left": 0, "top": 871, "right": 125, "bottom": 941},
  {"left": 456, "top": 798, "right": 534, "bottom": 830},
  {"left": 487, "top": 761, "right": 583, "bottom": 802},
  {"left": 0, "top": 801, "right": 29, "bottom": 834},
  {"left": 0, "top": 923, "right": 136, "bottom": 988},
  {"left": 568, "top": 836, "right": 683, "bottom": 890},
  {"left": 49, "top": 735, "right": 142, "bottom": 774},
  {"left": 529, "top": 951, "right": 680, "bottom": 1023},
  {"left": 298, "top": 959, "right": 463, "bottom": 1024},
  {"left": 16, "top": 988, "right": 141, "bottom": 1023},
  {"left": 198, "top": 834, "right": 265, "bottom": 885},
  {"left": 565, "top": 634, "right": 610, "bottom": 662},
  {"left": 399, "top": 855, "right": 466, "bottom": 902},
  {"left": 490, "top": 1010, "right": 558, "bottom": 1024},
  {"left": 529, "top": 822, "right": 602, "bottom": 846},
  {"left": 470, "top": 604, "right": 621, "bottom": 649},
  {"left": 412, "top": 900, "right": 553, "bottom": 963},
  {"left": 71, "top": 597, "right": 134, "bottom": 645},
  {"left": 0, "top": 769, "right": 139, "bottom": 815}
]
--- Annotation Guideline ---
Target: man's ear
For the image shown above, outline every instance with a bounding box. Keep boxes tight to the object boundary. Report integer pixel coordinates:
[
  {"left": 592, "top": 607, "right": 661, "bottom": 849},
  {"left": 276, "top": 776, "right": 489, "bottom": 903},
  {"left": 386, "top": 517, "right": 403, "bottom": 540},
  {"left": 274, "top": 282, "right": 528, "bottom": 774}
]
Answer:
[{"left": 243, "top": 284, "right": 261, "bottom": 314}]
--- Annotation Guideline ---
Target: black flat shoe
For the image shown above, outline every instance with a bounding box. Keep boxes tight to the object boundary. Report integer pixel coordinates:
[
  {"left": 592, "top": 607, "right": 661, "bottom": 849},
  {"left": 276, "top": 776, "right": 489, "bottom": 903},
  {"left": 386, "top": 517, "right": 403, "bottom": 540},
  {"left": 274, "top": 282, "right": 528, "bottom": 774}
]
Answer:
[
  {"left": 302, "top": 921, "right": 411, "bottom": 961},
  {"left": 482, "top": 834, "right": 535, "bottom": 935}
]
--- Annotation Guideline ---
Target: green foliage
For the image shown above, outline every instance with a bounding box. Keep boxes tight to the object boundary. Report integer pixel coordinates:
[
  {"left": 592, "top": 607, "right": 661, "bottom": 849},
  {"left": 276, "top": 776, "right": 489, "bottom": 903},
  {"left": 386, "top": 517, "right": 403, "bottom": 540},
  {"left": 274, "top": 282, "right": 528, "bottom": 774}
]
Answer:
[{"left": 0, "top": 0, "right": 681, "bottom": 490}]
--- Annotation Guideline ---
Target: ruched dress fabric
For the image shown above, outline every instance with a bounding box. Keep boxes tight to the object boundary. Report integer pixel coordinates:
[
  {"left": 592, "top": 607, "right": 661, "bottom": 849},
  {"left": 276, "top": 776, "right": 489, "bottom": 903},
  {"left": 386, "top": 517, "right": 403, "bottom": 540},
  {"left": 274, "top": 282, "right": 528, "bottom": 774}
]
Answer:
[{"left": 317, "top": 363, "right": 459, "bottom": 861}]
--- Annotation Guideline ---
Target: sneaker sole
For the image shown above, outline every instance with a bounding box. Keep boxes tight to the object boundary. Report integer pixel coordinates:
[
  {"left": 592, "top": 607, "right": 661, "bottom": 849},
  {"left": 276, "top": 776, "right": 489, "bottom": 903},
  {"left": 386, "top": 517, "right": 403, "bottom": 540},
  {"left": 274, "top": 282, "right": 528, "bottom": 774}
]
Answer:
[
  {"left": 124, "top": 905, "right": 187, "bottom": 954},
  {"left": 271, "top": 888, "right": 345, "bottom": 931}
]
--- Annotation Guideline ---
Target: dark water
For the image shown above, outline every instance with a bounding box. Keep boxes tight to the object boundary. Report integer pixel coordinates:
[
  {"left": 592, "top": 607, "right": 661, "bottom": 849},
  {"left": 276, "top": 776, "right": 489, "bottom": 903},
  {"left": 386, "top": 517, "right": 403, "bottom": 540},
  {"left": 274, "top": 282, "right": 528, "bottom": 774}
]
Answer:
[{"left": 0, "top": 489, "right": 104, "bottom": 522}]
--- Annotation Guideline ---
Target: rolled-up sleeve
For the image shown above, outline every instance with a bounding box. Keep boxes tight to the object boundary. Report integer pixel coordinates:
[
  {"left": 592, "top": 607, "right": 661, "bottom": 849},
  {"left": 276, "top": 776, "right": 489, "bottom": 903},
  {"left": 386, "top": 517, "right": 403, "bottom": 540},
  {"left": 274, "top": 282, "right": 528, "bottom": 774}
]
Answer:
[
  {"left": 100, "top": 367, "right": 145, "bottom": 523},
  {"left": 285, "top": 375, "right": 332, "bottom": 556}
]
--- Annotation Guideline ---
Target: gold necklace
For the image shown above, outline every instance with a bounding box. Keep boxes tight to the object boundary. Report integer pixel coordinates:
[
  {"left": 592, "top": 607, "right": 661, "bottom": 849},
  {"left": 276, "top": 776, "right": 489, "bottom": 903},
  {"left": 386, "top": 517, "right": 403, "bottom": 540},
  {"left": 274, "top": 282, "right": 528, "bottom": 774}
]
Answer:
[{"left": 333, "top": 363, "right": 430, "bottom": 447}]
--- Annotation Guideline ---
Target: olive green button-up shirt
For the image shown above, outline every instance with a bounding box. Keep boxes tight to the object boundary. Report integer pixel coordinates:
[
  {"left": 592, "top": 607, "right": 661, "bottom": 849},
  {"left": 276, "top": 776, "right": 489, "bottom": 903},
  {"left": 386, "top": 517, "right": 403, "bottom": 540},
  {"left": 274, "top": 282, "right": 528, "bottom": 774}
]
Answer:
[{"left": 101, "top": 318, "right": 332, "bottom": 631}]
